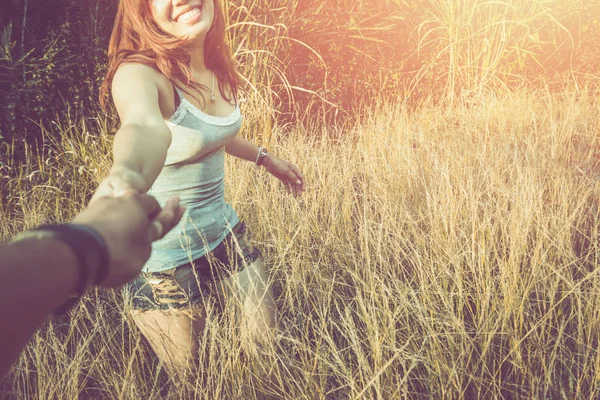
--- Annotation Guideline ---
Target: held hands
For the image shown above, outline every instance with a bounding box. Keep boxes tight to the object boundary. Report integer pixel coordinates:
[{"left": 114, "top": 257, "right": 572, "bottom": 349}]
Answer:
[
  {"left": 87, "top": 165, "right": 185, "bottom": 288},
  {"left": 73, "top": 192, "right": 185, "bottom": 288},
  {"left": 263, "top": 155, "right": 306, "bottom": 198}
]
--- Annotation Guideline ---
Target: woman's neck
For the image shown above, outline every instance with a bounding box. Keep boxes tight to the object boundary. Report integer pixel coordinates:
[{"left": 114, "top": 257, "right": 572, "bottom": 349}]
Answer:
[{"left": 188, "top": 41, "right": 207, "bottom": 71}]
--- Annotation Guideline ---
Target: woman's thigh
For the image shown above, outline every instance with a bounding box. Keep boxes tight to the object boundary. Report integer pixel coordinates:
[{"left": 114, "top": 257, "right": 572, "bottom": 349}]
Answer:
[
  {"left": 128, "top": 260, "right": 276, "bottom": 368},
  {"left": 131, "top": 307, "right": 206, "bottom": 373},
  {"left": 124, "top": 267, "right": 211, "bottom": 372},
  {"left": 213, "top": 258, "right": 276, "bottom": 345},
  {"left": 210, "top": 223, "right": 277, "bottom": 342},
  {"left": 125, "top": 221, "right": 275, "bottom": 364}
]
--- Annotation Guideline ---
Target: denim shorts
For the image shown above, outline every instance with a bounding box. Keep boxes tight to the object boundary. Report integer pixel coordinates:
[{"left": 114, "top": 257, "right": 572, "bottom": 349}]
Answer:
[{"left": 123, "top": 221, "right": 261, "bottom": 311}]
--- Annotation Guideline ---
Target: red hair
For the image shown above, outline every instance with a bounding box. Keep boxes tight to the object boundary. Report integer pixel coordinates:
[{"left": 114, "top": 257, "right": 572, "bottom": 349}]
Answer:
[{"left": 100, "top": 0, "right": 239, "bottom": 109}]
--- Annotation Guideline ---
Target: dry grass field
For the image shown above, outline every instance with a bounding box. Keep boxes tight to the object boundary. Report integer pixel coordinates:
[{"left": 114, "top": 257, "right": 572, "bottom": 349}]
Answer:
[
  {"left": 2, "top": 0, "right": 600, "bottom": 398},
  {"left": 2, "top": 87, "right": 600, "bottom": 398}
]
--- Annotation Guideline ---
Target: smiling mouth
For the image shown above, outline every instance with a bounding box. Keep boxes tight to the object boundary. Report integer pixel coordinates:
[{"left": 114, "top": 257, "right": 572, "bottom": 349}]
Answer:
[{"left": 176, "top": 3, "right": 203, "bottom": 23}]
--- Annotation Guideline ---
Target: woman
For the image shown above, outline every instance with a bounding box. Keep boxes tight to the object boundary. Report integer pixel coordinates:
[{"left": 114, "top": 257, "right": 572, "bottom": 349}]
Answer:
[{"left": 95, "top": 0, "right": 305, "bottom": 372}]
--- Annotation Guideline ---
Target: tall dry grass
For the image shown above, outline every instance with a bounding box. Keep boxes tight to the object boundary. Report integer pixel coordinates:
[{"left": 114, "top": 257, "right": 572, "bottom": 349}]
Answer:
[
  {"left": 219, "top": 0, "right": 600, "bottom": 119},
  {"left": 2, "top": 86, "right": 600, "bottom": 398}
]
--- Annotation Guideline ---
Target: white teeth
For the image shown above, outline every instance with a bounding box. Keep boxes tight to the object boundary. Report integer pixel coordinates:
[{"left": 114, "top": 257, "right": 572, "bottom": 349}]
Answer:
[{"left": 178, "top": 7, "right": 200, "bottom": 23}]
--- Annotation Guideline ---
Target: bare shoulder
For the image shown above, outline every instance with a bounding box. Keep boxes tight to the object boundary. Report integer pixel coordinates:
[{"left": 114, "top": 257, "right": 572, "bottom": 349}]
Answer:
[
  {"left": 112, "top": 63, "right": 169, "bottom": 92},
  {"left": 112, "top": 63, "right": 174, "bottom": 120},
  {"left": 111, "top": 63, "right": 172, "bottom": 124}
]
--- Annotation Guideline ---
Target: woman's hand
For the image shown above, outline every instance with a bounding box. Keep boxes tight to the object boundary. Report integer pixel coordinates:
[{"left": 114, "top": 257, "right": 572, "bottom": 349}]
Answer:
[
  {"left": 263, "top": 155, "right": 305, "bottom": 198},
  {"left": 91, "top": 166, "right": 148, "bottom": 203}
]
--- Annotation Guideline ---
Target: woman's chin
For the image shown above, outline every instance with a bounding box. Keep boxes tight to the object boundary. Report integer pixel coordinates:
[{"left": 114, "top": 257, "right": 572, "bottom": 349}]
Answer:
[{"left": 176, "top": 23, "right": 211, "bottom": 41}]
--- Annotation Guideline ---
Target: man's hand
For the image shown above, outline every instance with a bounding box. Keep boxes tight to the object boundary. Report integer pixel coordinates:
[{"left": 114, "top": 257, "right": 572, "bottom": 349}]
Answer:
[
  {"left": 72, "top": 192, "right": 185, "bottom": 288},
  {"left": 0, "top": 191, "right": 184, "bottom": 378}
]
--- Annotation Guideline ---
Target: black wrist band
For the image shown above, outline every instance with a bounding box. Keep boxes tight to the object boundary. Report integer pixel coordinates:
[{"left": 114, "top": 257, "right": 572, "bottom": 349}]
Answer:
[
  {"left": 67, "top": 224, "right": 110, "bottom": 285},
  {"left": 36, "top": 224, "right": 110, "bottom": 315}
]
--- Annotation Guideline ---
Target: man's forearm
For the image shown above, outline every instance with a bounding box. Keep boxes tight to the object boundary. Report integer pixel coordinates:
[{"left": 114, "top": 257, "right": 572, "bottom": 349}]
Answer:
[{"left": 0, "top": 238, "right": 78, "bottom": 377}]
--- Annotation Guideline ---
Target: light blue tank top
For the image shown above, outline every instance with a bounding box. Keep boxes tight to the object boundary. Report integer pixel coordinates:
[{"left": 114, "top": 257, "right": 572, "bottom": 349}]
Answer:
[{"left": 143, "top": 87, "right": 242, "bottom": 272}]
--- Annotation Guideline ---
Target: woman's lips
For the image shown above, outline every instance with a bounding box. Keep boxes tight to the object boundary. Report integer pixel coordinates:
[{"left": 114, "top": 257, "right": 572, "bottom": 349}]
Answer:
[{"left": 176, "top": 5, "right": 202, "bottom": 24}]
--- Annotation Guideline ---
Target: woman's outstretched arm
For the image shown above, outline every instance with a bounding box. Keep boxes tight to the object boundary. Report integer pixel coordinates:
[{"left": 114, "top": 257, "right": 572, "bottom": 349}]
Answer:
[{"left": 94, "top": 64, "right": 172, "bottom": 199}]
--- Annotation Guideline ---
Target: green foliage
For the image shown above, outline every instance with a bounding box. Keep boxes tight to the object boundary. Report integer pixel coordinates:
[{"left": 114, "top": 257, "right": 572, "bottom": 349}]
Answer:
[{"left": 0, "top": 0, "right": 114, "bottom": 152}]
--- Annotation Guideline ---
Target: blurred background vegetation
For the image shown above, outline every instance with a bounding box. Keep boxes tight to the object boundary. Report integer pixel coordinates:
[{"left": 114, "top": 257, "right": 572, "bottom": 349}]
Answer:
[{"left": 1, "top": 0, "right": 599, "bottom": 156}]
